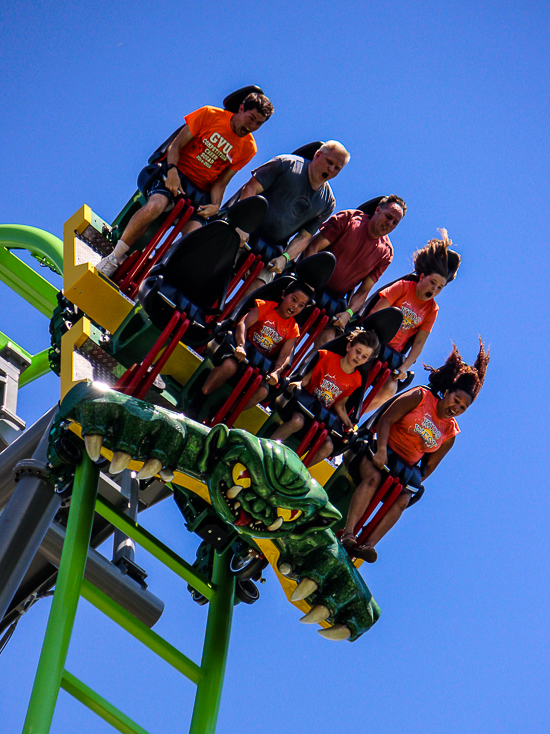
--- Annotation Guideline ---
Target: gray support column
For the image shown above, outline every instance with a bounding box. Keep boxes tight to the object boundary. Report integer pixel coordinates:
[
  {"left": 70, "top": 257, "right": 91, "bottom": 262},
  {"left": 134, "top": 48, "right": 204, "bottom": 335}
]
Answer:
[
  {"left": 0, "top": 413, "right": 60, "bottom": 622},
  {"left": 0, "top": 405, "right": 58, "bottom": 511}
]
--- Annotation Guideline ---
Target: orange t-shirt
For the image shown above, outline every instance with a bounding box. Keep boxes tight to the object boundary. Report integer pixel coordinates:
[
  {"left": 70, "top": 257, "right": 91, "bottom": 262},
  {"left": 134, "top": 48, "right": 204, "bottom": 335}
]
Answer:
[
  {"left": 380, "top": 279, "right": 439, "bottom": 352},
  {"left": 386, "top": 387, "right": 460, "bottom": 465},
  {"left": 305, "top": 350, "right": 362, "bottom": 409},
  {"left": 177, "top": 106, "right": 257, "bottom": 190},
  {"left": 246, "top": 300, "right": 300, "bottom": 356}
]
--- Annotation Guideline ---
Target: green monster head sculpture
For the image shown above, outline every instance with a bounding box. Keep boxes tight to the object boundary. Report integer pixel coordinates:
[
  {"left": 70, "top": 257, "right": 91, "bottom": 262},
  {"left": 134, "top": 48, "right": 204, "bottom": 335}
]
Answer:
[{"left": 198, "top": 425, "right": 341, "bottom": 539}]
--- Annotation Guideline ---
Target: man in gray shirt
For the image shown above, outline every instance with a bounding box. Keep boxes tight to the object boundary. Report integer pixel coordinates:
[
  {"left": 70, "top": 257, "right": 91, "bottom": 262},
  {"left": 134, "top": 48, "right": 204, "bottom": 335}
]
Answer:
[{"left": 239, "top": 140, "right": 350, "bottom": 289}]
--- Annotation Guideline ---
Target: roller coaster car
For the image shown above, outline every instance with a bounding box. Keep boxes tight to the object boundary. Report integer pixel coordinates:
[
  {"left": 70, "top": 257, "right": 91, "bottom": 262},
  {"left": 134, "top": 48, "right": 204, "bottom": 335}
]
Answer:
[
  {"left": 110, "top": 196, "right": 268, "bottom": 400},
  {"left": 108, "top": 86, "right": 266, "bottom": 299},
  {"left": 261, "top": 307, "right": 403, "bottom": 467},
  {"left": 324, "top": 392, "right": 427, "bottom": 552},
  {"left": 192, "top": 252, "right": 336, "bottom": 428},
  {"left": 218, "top": 141, "right": 325, "bottom": 319}
]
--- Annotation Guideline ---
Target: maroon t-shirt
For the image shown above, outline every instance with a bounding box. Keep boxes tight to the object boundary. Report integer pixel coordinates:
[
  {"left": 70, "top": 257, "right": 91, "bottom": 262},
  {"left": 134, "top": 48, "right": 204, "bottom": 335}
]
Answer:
[{"left": 320, "top": 209, "right": 394, "bottom": 297}]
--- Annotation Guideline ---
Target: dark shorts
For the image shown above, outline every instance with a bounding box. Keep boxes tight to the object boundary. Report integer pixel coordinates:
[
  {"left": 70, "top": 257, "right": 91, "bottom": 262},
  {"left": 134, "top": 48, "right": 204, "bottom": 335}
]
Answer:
[
  {"left": 137, "top": 164, "right": 211, "bottom": 225},
  {"left": 348, "top": 440, "right": 423, "bottom": 494}
]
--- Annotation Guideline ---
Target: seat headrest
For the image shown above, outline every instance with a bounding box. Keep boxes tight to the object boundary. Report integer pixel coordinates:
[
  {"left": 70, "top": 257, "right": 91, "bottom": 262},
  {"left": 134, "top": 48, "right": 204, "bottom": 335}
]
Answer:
[
  {"left": 356, "top": 196, "right": 386, "bottom": 216},
  {"left": 223, "top": 86, "right": 265, "bottom": 112},
  {"left": 291, "top": 141, "right": 323, "bottom": 161},
  {"left": 225, "top": 195, "right": 268, "bottom": 233},
  {"left": 294, "top": 252, "right": 336, "bottom": 291},
  {"left": 360, "top": 307, "right": 403, "bottom": 345}
]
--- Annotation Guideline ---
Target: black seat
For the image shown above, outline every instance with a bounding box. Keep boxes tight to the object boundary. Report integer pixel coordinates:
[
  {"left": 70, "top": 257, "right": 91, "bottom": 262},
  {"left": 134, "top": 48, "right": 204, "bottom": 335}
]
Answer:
[
  {"left": 356, "top": 196, "right": 385, "bottom": 215},
  {"left": 291, "top": 141, "right": 323, "bottom": 160}
]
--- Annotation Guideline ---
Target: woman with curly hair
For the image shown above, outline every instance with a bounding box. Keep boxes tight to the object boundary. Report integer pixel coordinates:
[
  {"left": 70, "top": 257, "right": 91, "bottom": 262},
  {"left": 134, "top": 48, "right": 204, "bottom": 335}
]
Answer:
[
  {"left": 341, "top": 339, "right": 489, "bottom": 563},
  {"left": 366, "top": 229, "right": 461, "bottom": 411}
]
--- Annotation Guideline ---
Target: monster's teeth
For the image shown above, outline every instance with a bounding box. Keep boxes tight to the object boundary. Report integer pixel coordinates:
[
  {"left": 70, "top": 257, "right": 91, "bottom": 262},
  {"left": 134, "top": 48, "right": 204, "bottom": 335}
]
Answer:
[
  {"left": 317, "top": 624, "right": 351, "bottom": 641},
  {"left": 137, "top": 458, "right": 163, "bottom": 479},
  {"left": 234, "top": 502, "right": 241, "bottom": 509},
  {"left": 227, "top": 485, "right": 243, "bottom": 499},
  {"left": 109, "top": 451, "right": 132, "bottom": 474},
  {"left": 84, "top": 434, "right": 103, "bottom": 461},
  {"left": 278, "top": 562, "right": 293, "bottom": 576},
  {"left": 159, "top": 468, "right": 175, "bottom": 482},
  {"left": 267, "top": 516, "right": 283, "bottom": 531},
  {"left": 300, "top": 605, "right": 330, "bottom": 624},
  {"left": 290, "top": 577, "right": 318, "bottom": 602}
]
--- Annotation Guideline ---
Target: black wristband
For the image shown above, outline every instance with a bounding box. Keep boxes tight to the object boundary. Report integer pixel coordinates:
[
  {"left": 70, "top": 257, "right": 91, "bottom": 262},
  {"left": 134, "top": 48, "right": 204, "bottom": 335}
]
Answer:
[{"left": 166, "top": 164, "right": 178, "bottom": 173}]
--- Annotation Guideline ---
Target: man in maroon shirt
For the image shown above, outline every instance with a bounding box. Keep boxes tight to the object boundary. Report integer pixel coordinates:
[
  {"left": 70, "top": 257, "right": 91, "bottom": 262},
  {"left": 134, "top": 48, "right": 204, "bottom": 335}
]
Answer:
[{"left": 302, "top": 195, "right": 406, "bottom": 346}]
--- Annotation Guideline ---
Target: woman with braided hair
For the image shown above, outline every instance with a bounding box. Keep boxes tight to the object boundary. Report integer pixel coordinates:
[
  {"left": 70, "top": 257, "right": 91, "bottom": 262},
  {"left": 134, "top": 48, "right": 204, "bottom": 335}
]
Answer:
[
  {"left": 366, "top": 229, "right": 461, "bottom": 412},
  {"left": 341, "top": 339, "right": 489, "bottom": 563}
]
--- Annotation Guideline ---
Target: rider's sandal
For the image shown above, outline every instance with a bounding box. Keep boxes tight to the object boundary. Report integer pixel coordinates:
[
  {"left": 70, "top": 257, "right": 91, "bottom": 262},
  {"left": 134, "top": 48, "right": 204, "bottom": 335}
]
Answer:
[
  {"left": 340, "top": 532, "right": 358, "bottom": 550},
  {"left": 353, "top": 543, "right": 378, "bottom": 563}
]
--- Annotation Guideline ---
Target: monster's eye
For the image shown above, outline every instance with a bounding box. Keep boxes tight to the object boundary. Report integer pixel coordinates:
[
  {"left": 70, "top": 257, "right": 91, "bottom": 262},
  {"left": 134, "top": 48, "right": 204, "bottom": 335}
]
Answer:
[
  {"left": 276, "top": 508, "right": 302, "bottom": 522},
  {"left": 232, "top": 463, "right": 251, "bottom": 488}
]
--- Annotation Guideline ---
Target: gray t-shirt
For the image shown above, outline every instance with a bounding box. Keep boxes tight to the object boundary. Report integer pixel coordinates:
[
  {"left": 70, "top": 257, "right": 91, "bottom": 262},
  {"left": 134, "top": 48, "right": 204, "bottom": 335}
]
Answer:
[{"left": 252, "top": 154, "right": 336, "bottom": 245}]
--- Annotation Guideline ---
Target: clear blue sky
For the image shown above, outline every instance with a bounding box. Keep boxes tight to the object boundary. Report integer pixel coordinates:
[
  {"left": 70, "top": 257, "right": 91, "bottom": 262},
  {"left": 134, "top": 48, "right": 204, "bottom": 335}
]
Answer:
[{"left": 1, "top": 1, "right": 549, "bottom": 732}]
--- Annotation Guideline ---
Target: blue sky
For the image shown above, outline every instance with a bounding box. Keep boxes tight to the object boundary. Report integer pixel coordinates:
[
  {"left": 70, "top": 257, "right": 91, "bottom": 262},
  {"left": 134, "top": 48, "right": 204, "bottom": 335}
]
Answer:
[{"left": 1, "top": 1, "right": 549, "bottom": 732}]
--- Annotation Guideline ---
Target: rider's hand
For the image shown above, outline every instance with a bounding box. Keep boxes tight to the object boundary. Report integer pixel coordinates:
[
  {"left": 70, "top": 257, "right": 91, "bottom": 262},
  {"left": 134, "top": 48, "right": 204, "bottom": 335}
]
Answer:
[
  {"left": 197, "top": 204, "right": 220, "bottom": 220},
  {"left": 266, "top": 372, "right": 279, "bottom": 386},
  {"left": 165, "top": 169, "right": 181, "bottom": 197},
  {"left": 287, "top": 381, "right": 300, "bottom": 393},
  {"left": 333, "top": 310, "right": 352, "bottom": 330},
  {"left": 392, "top": 368, "right": 407, "bottom": 381},
  {"left": 372, "top": 449, "right": 388, "bottom": 470},
  {"left": 267, "top": 255, "right": 287, "bottom": 274},
  {"left": 234, "top": 346, "right": 247, "bottom": 362},
  {"left": 236, "top": 227, "right": 250, "bottom": 248}
]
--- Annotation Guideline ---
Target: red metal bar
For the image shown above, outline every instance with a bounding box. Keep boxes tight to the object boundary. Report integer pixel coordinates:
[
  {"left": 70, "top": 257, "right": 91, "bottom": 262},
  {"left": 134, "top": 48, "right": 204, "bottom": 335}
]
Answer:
[
  {"left": 219, "top": 258, "right": 264, "bottom": 321},
  {"left": 133, "top": 315, "right": 190, "bottom": 400},
  {"left": 363, "top": 359, "right": 383, "bottom": 391},
  {"left": 113, "top": 363, "right": 140, "bottom": 392},
  {"left": 225, "top": 371, "right": 263, "bottom": 428},
  {"left": 280, "top": 307, "right": 322, "bottom": 379},
  {"left": 126, "top": 203, "right": 194, "bottom": 300},
  {"left": 208, "top": 365, "right": 253, "bottom": 427},
  {"left": 360, "top": 364, "right": 391, "bottom": 416},
  {"left": 356, "top": 479, "right": 403, "bottom": 546},
  {"left": 295, "top": 420, "right": 319, "bottom": 458},
  {"left": 353, "top": 474, "right": 394, "bottom": 534},
  {"left": 303, "top": 426, "right": 328, "bottom": 468},
  {"left": 115, "top": 198, "right": 187, "bottom": 292},
  {"left": 291, "top": 311, "right": 328, "bottom": 371},
  {"left": 227, "top": 252, "right": 257, "bottom": 295},
  {"left": 126, "top": 200, "right": 195, "bottom": 299},
  {"left": 115, "top": 198, "right": 195, "bottom": 297},
  {"left": 115, "top": 309, "right": 183, "bottom": 396}
]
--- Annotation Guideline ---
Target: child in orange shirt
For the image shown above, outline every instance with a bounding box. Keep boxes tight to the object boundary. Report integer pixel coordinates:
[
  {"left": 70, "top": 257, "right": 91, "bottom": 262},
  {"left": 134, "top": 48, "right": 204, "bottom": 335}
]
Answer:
[
  {"left": 366, "top": 229, "right": 460, "bottom": 412},
  {"left": 187, "top": 282, "right": 313, "bottom": 418},
  {"left": 270, "top": 330, "right": 379, "bottom": 466}
]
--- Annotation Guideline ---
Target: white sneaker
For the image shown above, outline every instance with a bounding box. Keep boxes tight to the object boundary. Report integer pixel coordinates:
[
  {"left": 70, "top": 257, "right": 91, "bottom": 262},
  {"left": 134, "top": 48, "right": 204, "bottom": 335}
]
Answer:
[{"left": 97, "top": 253, "right": 120, "bottom": 277}]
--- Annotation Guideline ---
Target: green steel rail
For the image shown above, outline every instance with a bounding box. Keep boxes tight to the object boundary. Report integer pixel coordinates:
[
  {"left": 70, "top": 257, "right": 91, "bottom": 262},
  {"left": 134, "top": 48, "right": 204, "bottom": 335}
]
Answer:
[
  {"left": 22, "top": 454, "right": 236, "bottom": 734},
  {"left": 0, "top": 225, "right": 62, "bottom": 317},
  {"left": 0, "top": 224, "right": 63, "bottom": 388}
]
